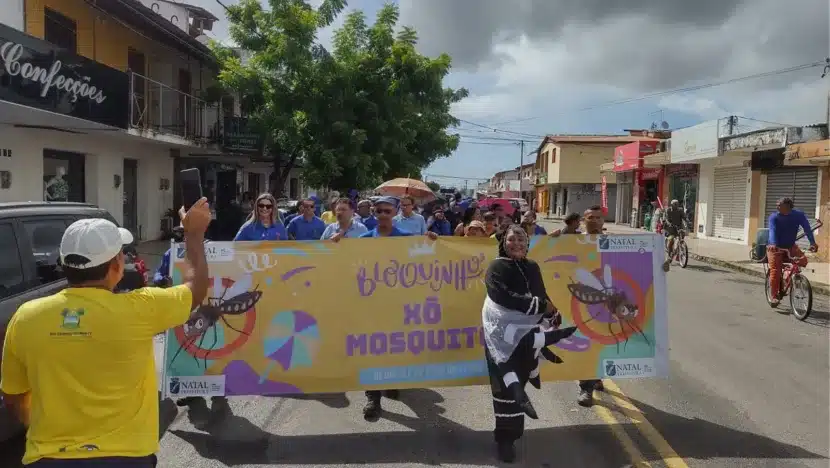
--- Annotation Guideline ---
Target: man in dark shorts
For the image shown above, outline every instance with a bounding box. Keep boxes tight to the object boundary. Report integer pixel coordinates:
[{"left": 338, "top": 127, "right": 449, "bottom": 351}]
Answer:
[{"left": 550, "top": 206, "right": 606, "bottom": 407}]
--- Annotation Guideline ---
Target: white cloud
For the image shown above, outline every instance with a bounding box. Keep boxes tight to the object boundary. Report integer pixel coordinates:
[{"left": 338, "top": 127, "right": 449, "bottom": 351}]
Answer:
[{"left": 400, "top": 0, "right": 829, "bottom": 128}]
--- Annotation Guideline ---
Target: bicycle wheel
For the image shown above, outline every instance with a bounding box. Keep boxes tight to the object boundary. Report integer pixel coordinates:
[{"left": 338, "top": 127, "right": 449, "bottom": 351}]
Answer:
[
  {"left": 790, "top": 274, "right": 813, "bottom": 321},
  {"left": 678, "top": 241, "right": 689, "bottom": 268},
  {"left": 764, "top": 269, "right": 779, "bottom": 309}
]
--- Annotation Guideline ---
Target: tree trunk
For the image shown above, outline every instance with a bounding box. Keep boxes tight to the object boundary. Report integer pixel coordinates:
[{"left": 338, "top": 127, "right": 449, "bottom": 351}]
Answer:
[{"left": 270, "top": 146, "right": 300, "bottom": 198}]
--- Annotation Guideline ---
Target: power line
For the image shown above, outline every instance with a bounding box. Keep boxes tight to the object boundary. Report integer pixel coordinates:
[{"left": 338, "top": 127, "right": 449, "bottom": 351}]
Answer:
[
  {"left": 423, "top": 173, "right": 490, "bottom": 181},
  {"left": 455, "top": 119, "right": 545, "bottom": 138},
  {"left": 455, "top": 59, "right": 827, "bottom": 134},
  {"left": 457, "top": 140, "right": 520, "bottom": 146}
]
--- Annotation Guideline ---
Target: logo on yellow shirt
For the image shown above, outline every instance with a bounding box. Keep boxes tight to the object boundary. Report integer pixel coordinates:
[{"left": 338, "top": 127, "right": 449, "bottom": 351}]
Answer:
[{"left": 60, "top": 308, "right": 85, "bottom": 329}]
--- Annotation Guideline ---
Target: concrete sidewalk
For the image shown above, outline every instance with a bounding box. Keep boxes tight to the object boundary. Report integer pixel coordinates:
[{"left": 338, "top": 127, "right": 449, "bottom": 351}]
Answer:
[{"left": 539, "top": 218, "right": 830, "bottom": 295}]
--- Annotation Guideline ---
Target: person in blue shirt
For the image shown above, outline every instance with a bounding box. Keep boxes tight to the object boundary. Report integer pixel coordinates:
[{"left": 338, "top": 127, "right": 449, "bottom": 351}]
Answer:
[
  {"left": 520, "top": 210, "right": 547, "bottom": 236},
  {"left": 358, "top": 196, "right": 436, "bottom": 421},
  {"left": 152, "top": 227, "right": 184, "bottom": 287},
  {"left": 766, "top": 197, "right": 818, "bottom": 305},
  {"left": 234, "top": 193, "right": 288, "bottom": 241},
  {"left": 427, "top": 207, "right": 453, "bottom": 236},
  {"left": 322, "top": 198, "right": 369, "bottom": 240},
  {"left": 393, "top": 195, "right": 427, "bottom": 235},
  {"left": 356, "top": 199, "right": 378, "bottom": 231},
  {"left": 287, "top": 198, "right": 327, "bottom": 240}
]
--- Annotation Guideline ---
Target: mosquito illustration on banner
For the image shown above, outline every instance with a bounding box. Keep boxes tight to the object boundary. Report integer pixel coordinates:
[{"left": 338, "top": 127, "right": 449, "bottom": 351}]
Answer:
[
  {"left": 170, "top": 274, "right": 262, "bottom": 368},
  {"left": 567, "top": 264, "right": 649, "bottom": 352}
]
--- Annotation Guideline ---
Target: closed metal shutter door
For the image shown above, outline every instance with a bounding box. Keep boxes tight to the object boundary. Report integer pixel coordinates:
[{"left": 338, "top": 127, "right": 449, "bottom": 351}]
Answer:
[
  {"left": 711, "top": 167, "right": 748, "bottom": 240},
  {"left": 763, "top": 167, "right": 818, "bottom": 248}
]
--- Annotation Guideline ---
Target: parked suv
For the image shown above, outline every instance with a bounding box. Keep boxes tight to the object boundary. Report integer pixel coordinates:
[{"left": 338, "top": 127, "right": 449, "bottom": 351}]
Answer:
[{"left": 0, "top": 202, "right": 147, "bottom": 442}]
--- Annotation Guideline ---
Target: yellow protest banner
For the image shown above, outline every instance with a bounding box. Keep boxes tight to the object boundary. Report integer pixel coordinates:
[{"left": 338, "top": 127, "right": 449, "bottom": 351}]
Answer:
[{"left": 162, "top": 234, "right": 667, "bottom": 398}]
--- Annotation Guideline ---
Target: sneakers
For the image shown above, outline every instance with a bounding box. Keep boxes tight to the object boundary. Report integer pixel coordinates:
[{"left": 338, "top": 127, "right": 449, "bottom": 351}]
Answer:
[
  {"left": 211, "top": 396, "right": 231, "bottom": 418},
  {"left": 577, "top": 389, "right": 594, "bottom": 407},
  {"left": 363, "top": 397, "right": 382, "bottom": 421},
  {"left": 496, "top": 442, "right": 517, "bottom": 463}
]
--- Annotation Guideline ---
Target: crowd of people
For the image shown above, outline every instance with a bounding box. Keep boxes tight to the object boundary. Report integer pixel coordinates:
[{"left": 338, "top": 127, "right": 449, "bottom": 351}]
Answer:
[{"left": 0, "top": 188, "right": 626, "bottom": 466}]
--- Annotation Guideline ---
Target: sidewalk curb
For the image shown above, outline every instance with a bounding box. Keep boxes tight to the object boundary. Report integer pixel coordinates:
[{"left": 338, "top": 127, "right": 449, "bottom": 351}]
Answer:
[{"left": 689, "top": 253, "right": 830, "bottom": 296}]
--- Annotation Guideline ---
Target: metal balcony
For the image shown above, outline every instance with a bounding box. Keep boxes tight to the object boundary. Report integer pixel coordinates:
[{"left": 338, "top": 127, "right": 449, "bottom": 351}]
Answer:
[{"left": 128, "top": 72, "right": 222, "bottom": 144}]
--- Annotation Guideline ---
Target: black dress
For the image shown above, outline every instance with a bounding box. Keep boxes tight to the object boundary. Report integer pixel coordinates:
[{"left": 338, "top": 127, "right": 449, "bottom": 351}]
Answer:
[{"left": 482, "top": 244, "right": 576, "bottom": 446}]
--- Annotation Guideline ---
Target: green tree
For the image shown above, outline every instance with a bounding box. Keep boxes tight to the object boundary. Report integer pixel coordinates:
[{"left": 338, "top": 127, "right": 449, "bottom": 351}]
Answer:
[
  {"left": 213, "top": 0, "right": 466, "bottom": 194},
  {"left": 303, "top": 4, "right": 467, "bottom": 192},
  {"left": 426, "top": 181, "right": 441, "bottom": 192},
  {"left": 213, "top": 0, "right": 347, "bottom": 196}
]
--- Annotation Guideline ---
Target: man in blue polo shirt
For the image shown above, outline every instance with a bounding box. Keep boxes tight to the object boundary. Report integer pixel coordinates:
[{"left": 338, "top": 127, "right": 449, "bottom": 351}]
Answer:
[
  {"left": 358, "top": 196, "right": 436, "bottom": 421},
  {"left": 287, "top": 198, "right": 327, "bottom": 240}
]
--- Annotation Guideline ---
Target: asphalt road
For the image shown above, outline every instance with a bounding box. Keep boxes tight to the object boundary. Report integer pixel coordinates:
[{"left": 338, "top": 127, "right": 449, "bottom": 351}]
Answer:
[{"left": 2, "top": 251, "right": 829, "bottom": 466}]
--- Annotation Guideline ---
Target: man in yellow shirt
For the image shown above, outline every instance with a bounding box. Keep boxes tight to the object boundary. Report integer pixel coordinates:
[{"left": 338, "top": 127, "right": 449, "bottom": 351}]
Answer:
[{"left": 0, "top": 199, "right": 212, "bottom": 466}]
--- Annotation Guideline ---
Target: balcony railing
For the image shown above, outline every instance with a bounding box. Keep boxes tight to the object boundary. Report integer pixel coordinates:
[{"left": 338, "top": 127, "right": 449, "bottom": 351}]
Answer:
[
  {"left": 129, "top": 72, "right": 222, "bottom": 144},
  {"left": 535, "top": 173, "right": 547, "bottom": 185}
]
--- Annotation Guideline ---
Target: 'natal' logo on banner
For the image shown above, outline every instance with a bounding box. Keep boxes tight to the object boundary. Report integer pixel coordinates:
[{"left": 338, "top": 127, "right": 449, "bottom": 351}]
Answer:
[
  {"left": 603, "top": 358, "right": 656, "bottom": 378},
  {"left": 166, "top": 375, "right": 225, "bottom": 398},
  {"left": 597, "top": 235, "right": 652, "bottom": 253},
  {"left": 175, "top": 242, "right": 235, "bottom": 262}
]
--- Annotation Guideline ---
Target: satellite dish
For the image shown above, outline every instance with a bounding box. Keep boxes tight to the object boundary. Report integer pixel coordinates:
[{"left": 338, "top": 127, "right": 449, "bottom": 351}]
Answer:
[{"left": 661, "top": 121, "right": 670, "bottom": 129}]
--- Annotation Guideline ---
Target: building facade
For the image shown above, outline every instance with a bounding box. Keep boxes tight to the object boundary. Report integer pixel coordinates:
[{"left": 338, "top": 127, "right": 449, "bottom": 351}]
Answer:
[
  {"left": 534, "top": 134, "right": 667, "bottom": 220},
  {"left": 639, "top": 118, "right": 827, "bottom": 249},
  {"left": 0, "top": 0, "right": 304, "bottom": 241}
]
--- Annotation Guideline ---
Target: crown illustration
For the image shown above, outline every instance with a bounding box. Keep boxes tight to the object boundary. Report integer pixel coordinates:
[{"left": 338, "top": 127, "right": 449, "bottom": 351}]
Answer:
[{"left": 408, "top": 240, "right": 437, "bottom": 257}]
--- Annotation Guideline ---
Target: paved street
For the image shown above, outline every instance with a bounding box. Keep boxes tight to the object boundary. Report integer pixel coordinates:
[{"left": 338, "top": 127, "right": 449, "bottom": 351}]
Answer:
[{"left": 2, "top": 253, "right": 828, "bottom": 467}]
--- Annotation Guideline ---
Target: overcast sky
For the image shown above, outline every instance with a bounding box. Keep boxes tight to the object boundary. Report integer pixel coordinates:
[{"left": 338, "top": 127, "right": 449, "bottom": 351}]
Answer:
[{"left": 188, "top": 0, "right": 830, "bottom": 186}]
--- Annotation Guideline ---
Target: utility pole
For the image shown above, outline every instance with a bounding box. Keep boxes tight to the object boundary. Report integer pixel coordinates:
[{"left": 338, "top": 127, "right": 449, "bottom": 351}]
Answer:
[{"left": 518, "top": 140, "right": 524, "bottom": 197}]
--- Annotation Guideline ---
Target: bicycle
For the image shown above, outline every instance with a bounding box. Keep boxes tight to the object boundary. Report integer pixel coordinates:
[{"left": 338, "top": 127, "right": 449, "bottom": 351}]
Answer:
[
  {"left": 760, "top": 219, "right": 822, "bottom": 320},
  {"left": 763, "top": 249, "right": 813, "bottom": 320},
  {"left": 664, "top": 223, "right": 689, "bottom": 269}
]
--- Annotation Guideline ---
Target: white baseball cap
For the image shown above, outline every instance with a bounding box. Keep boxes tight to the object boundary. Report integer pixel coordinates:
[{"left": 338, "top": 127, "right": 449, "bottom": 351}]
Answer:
[{"left": 60, "top": 218, "right": 134, "bottom": 269}]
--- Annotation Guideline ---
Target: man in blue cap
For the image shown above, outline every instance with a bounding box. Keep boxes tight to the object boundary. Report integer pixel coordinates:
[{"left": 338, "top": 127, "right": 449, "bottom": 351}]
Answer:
[{"left": 359, "top": 196, "right": 436, "bottom": 420}]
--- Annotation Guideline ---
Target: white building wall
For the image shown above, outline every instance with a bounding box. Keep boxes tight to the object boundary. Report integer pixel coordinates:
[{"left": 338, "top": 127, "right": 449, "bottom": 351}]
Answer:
[
  {"left": 0, "top": 0, "right": 24, "bottom": 31},
  {"left": 694, "top": 152, "right": 751, "bottom": 242},
  {"left": 0, "top": 127, "right": 173, "bottom": 240}
]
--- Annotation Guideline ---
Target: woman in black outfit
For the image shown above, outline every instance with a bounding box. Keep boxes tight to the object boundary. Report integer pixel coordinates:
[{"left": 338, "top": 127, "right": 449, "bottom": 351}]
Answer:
[{"left": 482, "top": 224, "right": 577, "bottom": 463}]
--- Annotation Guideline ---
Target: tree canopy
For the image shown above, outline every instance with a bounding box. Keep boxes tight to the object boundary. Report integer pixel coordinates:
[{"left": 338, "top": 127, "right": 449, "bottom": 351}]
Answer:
[{"left": 213, "top": 0, "right": 467, "bottom": 194}]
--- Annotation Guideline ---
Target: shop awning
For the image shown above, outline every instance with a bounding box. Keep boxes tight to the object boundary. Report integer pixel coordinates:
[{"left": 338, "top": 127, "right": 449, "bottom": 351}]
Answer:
[
  {"left": 599, "top": 162, "right": 614, "bottom": 172},
  {"left": 643, "top": 152, "right": 670, "bottom": 167}
]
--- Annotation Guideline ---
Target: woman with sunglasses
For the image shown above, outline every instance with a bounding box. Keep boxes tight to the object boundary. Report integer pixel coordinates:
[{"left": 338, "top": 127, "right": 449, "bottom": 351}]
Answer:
[{"left": 234, "top": 193, "right": 288, "bottom": 241}]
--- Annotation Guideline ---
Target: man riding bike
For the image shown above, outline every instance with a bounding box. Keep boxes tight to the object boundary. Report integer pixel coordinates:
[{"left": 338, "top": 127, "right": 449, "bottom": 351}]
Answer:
[
  {"left": 662, "top": 199, "right": 687, "bottom": 271},
  {"left": 766, "top": 197, "right": 818, "bottom": 306}
]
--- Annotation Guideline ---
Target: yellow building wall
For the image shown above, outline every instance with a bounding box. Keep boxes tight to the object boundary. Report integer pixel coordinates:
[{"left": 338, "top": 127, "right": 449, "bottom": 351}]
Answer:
[
  {"left": 557, "top": 143, "right": 618, "bottom": 185},
  {"left": 25, "top": 0, "right": 157, "bottom": 72}
]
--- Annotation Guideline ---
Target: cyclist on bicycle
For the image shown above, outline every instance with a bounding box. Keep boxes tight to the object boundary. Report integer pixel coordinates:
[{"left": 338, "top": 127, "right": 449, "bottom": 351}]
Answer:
[
  {"left": 767, "top": 197, "right": 818, "bottom": 306},
  {"left": 662, "top": 199, "right": 687, "bottom": 271}
]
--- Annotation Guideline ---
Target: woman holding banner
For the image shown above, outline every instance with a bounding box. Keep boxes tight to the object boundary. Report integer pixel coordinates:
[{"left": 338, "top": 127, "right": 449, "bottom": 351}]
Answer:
[{"left": 482, "top": 224, "right": 577, "bottom": 463}]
